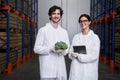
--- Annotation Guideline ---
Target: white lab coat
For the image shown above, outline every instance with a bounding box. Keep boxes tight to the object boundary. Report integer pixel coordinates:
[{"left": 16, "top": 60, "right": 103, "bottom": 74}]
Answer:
[
  {"left": 34, "top": 22, "right": 70, "bottom": 80},
  {"left": 69, "top": 30, "right": 100, "bottom": 80}
]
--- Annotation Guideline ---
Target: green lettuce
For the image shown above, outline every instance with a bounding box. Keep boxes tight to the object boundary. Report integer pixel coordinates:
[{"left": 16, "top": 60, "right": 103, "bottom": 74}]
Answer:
[{"left": 55, "top": 41, "right": 68, "bottom": 50}]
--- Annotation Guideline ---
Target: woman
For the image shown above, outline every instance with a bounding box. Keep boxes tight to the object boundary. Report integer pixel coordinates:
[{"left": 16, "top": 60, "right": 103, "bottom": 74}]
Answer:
[{"left": 69, "top": 14, "right": 100, "bottom": 80}]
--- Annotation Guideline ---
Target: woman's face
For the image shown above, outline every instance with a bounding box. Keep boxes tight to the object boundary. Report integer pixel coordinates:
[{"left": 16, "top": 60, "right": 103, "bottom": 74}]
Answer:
[{"left": 79, "top": 16, "right": 91, "bottom": 30}]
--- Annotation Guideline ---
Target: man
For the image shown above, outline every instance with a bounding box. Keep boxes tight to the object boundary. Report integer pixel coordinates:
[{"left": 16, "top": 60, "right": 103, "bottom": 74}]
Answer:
[{"left": 34, "top": 5, "right": 70, "bottom": 80}]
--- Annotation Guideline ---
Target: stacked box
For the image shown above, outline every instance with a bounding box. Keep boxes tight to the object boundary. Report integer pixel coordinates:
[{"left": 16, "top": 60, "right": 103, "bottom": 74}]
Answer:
[
  {"left": 116, "top": 0, "right": 120, "bottom": 8},
  {"left": 115, "top": 6, "right": 120, "bottom": 67},
  {"left": 32, "top": 24, "right": 35, "bottom": 48},
  {"left": 0, "top": 54, "right": 6, "bottom": 73},
  {"left": 0, "top": 13, "right": 19, "bottom": 68},
  {"left": 10, "top": 0, "right": 15, "bottom": 11},
  {"left": 23, "top": 20, "right": 29, "bottom": 56},
  {"left": 17, "top": 17, "right": 22, "bottom": 59},
  {"left": 115, "top": 53, "right": 120, "bottom": 67},
  {"left": 24, "top": 1, "right": 28, "bottom": 15},
  {"left": 18, "top": 0, "right": 22, "bottom": 12}
]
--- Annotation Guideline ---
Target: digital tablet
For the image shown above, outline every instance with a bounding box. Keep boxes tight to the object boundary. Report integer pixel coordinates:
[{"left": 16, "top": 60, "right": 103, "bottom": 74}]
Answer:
[{"left": 73, "top": 46, "right": 86, "bottom": 54}]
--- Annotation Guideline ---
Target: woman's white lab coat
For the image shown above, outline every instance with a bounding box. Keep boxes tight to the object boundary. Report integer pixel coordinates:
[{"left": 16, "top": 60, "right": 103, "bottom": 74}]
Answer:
[
  {"left": 69, "top": 30, "right": 100, "bottom": 80},
  {"left": 34, "top": 23, "right": 70, "bottom": 80}
]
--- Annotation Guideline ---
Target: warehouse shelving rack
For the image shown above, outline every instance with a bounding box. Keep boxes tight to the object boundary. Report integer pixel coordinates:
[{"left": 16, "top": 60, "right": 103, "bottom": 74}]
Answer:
[
  {"left": 22, "top": 0, "right": 38, "bottom": 62},
  {"left": 90, "top": 0, "right": 120, "bottom": 73},
  {"left": 115, "top": 0, "right": 120, "bottom": 74},
  {"left": 0, "top": 0, "right": 38, "bottom": 74},
  {"left": 0, "top": 0, "right": 11, "bottom": 74}
]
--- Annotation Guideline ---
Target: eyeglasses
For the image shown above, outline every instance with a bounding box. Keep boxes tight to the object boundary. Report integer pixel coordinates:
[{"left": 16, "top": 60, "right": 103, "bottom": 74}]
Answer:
[{"left": 80, "top": 20, "right": 89, "bottom": 23}]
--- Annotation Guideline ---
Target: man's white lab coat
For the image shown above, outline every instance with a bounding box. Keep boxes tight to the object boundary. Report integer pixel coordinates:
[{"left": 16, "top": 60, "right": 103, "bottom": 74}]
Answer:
[
  {"left": 69, "top": 30, "right": 100, "bottom": 80},
  {"left": 34, "top": 22, "right": 70, "bottom": 80}
]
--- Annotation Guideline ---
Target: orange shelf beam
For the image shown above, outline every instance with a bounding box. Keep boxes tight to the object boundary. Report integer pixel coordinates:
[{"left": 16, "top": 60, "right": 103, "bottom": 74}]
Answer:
[{"left": 0, "top": 5, "right": 10, "bottom": 12}]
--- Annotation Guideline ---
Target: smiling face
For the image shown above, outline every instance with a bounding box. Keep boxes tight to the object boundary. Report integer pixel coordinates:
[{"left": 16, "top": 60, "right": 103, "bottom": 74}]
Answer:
[
  {"left": 79, "top": 16, "right": 91, "bottom": 30},
  {"left": 50, "top": 9, "right": 61, "bottom": 23}
]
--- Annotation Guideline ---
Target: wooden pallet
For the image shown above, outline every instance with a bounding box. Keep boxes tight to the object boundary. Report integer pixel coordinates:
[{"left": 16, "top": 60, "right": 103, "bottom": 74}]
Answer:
[
  {"left": 18, "top": 0, "right": 22, "bottom": 12},
  {"left": 0, "top": 53, "right": 6, "bottom": 73},
  {"left": 116, "top": 0, "right": 120, "bottom": 8},
  {"left": 0, "top": 31, "right": 22, "bottom": 41},
  {"left": 0, "top": 13, "right": 18, "bottom": 31},
  {"left": 9, "top": 52, "right": 16, "bottom": 67},
  {"left": 115, "top": 53, "right": 120, "bottom": 67}
]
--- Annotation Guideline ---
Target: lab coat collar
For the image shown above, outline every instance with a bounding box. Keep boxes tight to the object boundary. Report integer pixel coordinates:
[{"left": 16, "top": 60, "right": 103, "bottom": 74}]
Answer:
[
  {"left": 81, "top": 29, "right": 94, "bottom": 37},
  {"left": 46, "top": 22, "right": 61, "bottom": 30}
]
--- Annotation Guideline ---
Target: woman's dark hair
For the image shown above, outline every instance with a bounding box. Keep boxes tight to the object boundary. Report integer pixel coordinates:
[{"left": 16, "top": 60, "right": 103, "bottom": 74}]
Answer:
[
  {"left": 78, "top": 14, "right": 91, "bottom": 23},
  {"left": 48, "top": 5, "right": 63, "bottom": 20}
]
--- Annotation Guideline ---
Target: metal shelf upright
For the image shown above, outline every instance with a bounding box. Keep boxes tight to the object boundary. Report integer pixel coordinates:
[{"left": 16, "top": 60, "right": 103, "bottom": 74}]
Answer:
[
  {"left": 29, "top": 0, "right": 34, "bottom": 59},
  {"left": 109, "top": 0, "right": 116, "bottom": 70},
  {"left": 21, "top": 0, "right": 26, "bottom": 64},
  {"left": 5, "top": 0, "right": 11, "bottom": 73},
  {"left": 104, "top": 0, "right": 109, "bottom": 64},
  {"left": 90, "top": 0, "right": 117, "bottom": 71}
]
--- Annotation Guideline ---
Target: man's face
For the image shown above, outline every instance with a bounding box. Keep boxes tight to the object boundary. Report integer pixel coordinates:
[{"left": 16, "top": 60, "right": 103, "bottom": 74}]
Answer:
[{"left": 50, "top": 9, "right": 61, "bottom": 23}]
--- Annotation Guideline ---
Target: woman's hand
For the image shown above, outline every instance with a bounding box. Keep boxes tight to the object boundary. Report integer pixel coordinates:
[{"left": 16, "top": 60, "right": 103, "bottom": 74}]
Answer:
[{"left": 71, "top": 52, "right": 79, "bottom": 58}]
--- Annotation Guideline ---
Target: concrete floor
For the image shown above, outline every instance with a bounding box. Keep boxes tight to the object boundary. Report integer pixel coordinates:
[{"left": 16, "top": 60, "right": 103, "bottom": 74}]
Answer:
[
  {"left": 0, "top": 55, "right": 40, "bottom": 80},
  {"left": 0, "top": 55, "right": 120, "bottom": 80}
]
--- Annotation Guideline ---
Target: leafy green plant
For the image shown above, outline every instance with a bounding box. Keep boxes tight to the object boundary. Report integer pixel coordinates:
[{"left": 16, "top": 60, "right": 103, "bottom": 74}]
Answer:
[{"left": 55, "top": 41, "right": 68, "bottom": 50}]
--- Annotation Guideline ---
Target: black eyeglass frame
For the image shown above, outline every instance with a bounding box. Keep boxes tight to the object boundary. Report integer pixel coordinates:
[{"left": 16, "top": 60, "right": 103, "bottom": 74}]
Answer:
[{"left": 79, "top": 20, "right": 89, "bottom": 23}]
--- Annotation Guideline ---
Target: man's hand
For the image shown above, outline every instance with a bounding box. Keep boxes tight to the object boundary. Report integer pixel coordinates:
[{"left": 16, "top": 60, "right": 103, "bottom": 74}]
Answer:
[
  {"left": 55, "top": 49, "right": 65, "bottom": 55},
  {"left": 50, "top": 47, "right": 65, "bottom": 55}
]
